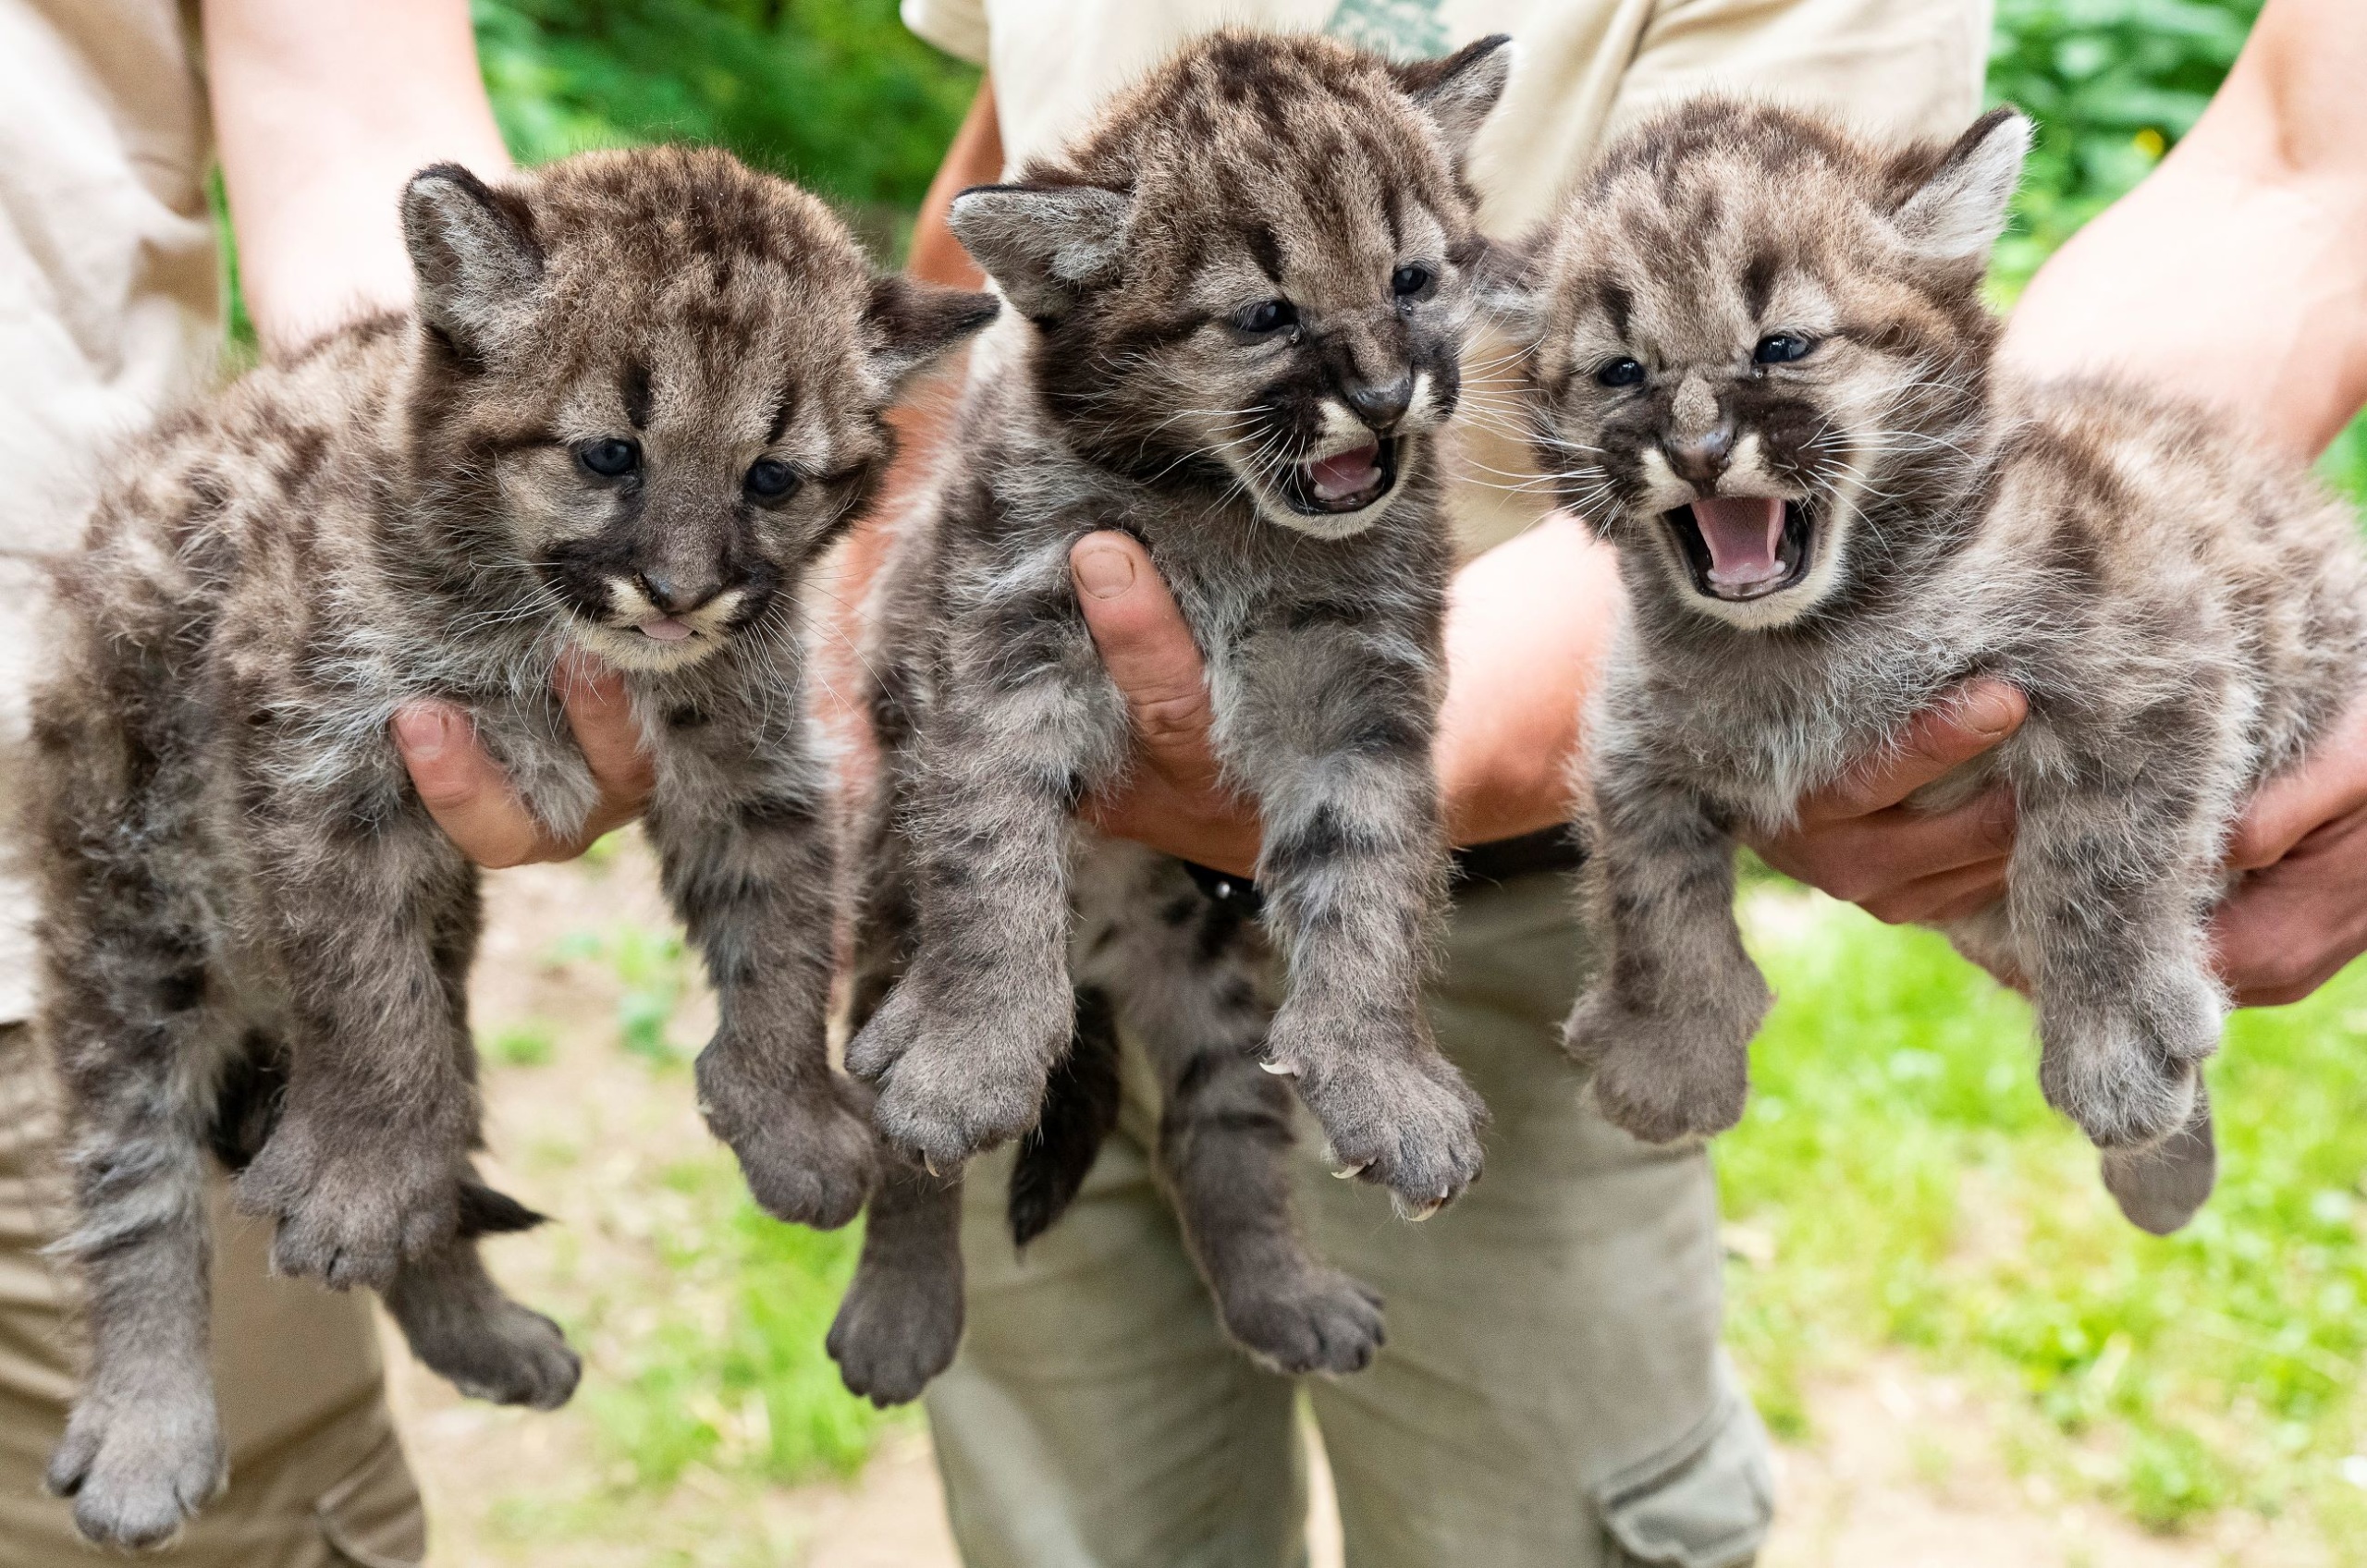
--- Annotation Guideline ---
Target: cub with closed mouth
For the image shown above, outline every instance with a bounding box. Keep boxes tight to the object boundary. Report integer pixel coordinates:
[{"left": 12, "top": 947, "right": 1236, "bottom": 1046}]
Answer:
[
  {"left": 1502, "top": 100, "right": 2367, "bottom": 1234},
  {"left": 28, "top": 146, "right": 991, "bottom": 1548}
]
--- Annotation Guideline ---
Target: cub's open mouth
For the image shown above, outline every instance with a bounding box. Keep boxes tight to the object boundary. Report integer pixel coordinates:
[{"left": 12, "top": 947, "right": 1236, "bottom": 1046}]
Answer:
[
  {"left": 1280, "top": 437, "right": 1401, "bottom": 516},
  {"left": 1665, "top": 497, "right": 1813, "bottom": 602}
]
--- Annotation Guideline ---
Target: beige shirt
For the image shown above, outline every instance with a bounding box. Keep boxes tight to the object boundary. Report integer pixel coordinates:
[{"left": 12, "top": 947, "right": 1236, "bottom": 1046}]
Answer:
[
  {"left": 902, "top": 0, "right": 1992, "bottom": 546},
  {"left": 0, "top": 0, "right": 218, "bottom": 1020}
]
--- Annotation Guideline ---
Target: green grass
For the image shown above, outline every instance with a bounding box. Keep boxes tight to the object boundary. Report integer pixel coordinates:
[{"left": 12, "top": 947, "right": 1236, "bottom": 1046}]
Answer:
[{"left": 1722, "top": 888, "right": 2367, "bottom": 1540}]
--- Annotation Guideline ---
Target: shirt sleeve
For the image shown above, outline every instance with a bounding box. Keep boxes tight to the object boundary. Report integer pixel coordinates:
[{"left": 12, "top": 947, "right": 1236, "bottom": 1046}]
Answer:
[
  {"left": 1610, "top": 0, "right": 1994, "bottom": 146},
  {"left": 901, "top": 0, "right": 992, "bottom": 66}
]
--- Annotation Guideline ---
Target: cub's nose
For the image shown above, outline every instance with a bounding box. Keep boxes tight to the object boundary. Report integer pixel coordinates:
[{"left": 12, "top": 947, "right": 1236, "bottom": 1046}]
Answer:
[
  {"left": 1663, "top": 422, "right": 1735, "bottom": 489},
  {"left": 1343, "top": 375, "right": 1414, "bottom": 435},
  {"left": 635, "top": 570, "right": 725, "bottom": 616}
]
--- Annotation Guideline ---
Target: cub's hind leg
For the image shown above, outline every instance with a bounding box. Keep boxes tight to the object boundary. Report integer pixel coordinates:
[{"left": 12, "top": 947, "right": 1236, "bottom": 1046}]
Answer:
[
  {"left": 37, "top": 902, "right": 231, "bottom": 1546},
  {"left": 2007, "top": 709, "right": 2238, "bottom": 1155},
  {"left": 213, "top": 1033, "right": 581, "bottom": 1408},
  {"left": 1083, "top": 849, "right": 1385, "bottom": 1377},
  {"left": 380, "top": 1181, "right": 579, "bottom": 1411}
]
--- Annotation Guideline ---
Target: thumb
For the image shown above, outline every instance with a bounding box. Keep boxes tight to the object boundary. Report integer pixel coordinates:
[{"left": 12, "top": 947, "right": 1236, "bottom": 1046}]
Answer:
[{"left": 1071, "top": 532, "right": 1220, "bottom": 787}]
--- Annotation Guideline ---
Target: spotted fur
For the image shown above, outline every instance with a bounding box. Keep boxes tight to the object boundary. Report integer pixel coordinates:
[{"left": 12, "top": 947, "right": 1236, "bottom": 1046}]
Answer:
[
  {"left": 27, "top": 146, "right": 991, "bottom": 1547},
  {"left": 1504, "top": 101, "right": 2367, "bottom": 1233},
  {"left": 825, "top": 31, "right": 1511, "bottom": 1403}
]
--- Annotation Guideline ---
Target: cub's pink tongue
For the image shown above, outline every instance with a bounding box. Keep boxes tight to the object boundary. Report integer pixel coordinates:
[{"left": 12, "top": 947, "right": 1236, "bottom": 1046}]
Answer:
[
  {"left": 638, "top": 618, "right": 693, "bottom": 643},
  {"left": 1689, "top": 497, "right": 1788, "bottom": 590},
  {"left": 1306, "top": 444, "right": 1381, "bottom": 502}
]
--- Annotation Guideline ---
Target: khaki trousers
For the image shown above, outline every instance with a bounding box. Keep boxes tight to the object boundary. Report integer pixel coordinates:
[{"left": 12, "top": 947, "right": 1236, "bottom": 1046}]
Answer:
[
  {"left": 0, "top": 1027, "right": 424, "bottom": 1566},
  {"left": 926, "top": 870, "right": 1772, "bottom": 1568}
]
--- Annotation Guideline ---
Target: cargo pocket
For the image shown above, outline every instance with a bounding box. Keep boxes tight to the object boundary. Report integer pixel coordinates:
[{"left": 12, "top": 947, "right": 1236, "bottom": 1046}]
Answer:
[
  {"left": 1595, "top": 1387, "right": 1773, "bottom": 1568},
  {"left": 316, "top": 1427, "right": 427, "bottom": 1567}
]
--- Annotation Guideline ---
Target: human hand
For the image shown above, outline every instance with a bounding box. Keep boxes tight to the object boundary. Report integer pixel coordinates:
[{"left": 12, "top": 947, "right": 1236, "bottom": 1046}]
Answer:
[
  {"left": 1068, "top": 533, "right": 1261, "bottom": 877},
  {"left": 391, "top": 653, "right": 656, "bottom": 868},
  {"left": 2211, "top": 691, "right": 2367, "bottom": 1006},
  {"left": 1746, "top": 682, "right": 2027, "bottom": 926},
  {"left": 1069, "top": 519, "right": 1616, "bottom": 878}
]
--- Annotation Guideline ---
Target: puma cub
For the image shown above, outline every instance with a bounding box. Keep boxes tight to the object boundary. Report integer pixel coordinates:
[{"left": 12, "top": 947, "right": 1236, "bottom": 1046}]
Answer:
[
  {"left": 828, "top": 31, "right": 1512, "bottom": 1403},
  {"left": 1503, "top": 102, "right": 2367, "bottom": 1234},
  {"left": 30, "top": 147, "right": 991, "bottom": 1546}
]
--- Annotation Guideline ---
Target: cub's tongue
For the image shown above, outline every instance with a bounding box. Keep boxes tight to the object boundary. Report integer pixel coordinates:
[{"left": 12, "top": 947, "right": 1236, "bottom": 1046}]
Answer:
[
  {"left": 638, "top": 618, "right": 693, "bottom": 643},
  {"left": 1306, "top": 443, "right": 1381, "bottom": 503},
  {"left": 1689, "top": 497, "right": 1788, "bottom": 591}
]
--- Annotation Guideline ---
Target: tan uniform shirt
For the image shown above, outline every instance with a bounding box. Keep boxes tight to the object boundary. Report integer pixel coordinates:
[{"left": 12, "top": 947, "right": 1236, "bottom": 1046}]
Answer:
[
  {"left": 0, "top": 0, "right": 219, "bottom": 1022},
  {"left": 901, "top": 0, "right": 1993, "bottom": 548}
]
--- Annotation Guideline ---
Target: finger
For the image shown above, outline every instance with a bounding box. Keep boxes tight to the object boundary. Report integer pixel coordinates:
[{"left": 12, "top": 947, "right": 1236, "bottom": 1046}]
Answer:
[
  {"left": 1858, "top": 855, "right": 2010, "bottom": 926},
  {"left": 2226, "top": 698, "right": 2367, "bottom": 870},
  {"left": 555, "top": 651, "right": 657, "bottom": 838},
  {"left": 392, "top": 702, "right": 550, "bottom": 870},
  {"left": 1071, "top": 532, "right": 1222, "bottom": 788},
  {"left": 1757, "top": 790, "right": 2016, "bottom": 903},
  {"left": 1796, "top": 681, "right": 2026, "bottom": 826}
]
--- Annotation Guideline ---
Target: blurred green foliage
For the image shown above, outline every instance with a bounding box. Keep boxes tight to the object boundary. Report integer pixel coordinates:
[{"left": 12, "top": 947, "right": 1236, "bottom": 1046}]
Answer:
[
  {"left": 1986, "top": 0, "right": 2262, "bottom": 288},
  {"left": 472, "top": 0, "right": 977, "bottom": 253},
  {"left": 1723, "top": 892, "right": 2367, "bottom": 1543}
]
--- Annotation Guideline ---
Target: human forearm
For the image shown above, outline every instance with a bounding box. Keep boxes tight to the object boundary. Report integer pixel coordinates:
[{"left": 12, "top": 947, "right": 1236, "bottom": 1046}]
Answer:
[
  {"left": 204, "top": 0, "right": 509, "bottom": 358},
  {"left": 1435, "top": 517, "right": 1618, "bottom": 846},
  {"left": 2003, "top": 0, "right": 2367, "bottom": 458}
]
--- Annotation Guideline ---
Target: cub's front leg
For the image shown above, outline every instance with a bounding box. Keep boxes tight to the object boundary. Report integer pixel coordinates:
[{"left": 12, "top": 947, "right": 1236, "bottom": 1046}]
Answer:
[
  {"left": 2006, "top": 717, "right": 2234, "bottom": 1156},
  {"left": 646, "top": 709, "right": 874, "bottom": 1231},
  {"left": 236, "top": 769, "right": 481, "bottom": 1289},
  {"left": 1565, "top": 740, "right": 1771, "bottom": 1145},
  {"left": 1225, "top": 619, "right": 1484, "bottom": 1215},
  {"left": 848, "top": 588, "right": 1125, "bottom": 1169}
]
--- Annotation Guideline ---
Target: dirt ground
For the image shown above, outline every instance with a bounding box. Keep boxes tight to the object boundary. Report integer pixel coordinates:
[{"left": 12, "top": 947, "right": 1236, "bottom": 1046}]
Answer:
[{"left": 392, "top": 847, "right": 2310, "bottom": 1567}]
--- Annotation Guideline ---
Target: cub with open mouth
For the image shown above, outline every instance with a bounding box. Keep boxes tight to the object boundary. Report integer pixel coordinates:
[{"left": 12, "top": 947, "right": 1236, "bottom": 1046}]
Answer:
[
  {"left": 1499, "top": 100, "right": 2367, "bottom": 1235},
  {"left": 830, "top": 31, "right": 1510, "bottom": 1405}
]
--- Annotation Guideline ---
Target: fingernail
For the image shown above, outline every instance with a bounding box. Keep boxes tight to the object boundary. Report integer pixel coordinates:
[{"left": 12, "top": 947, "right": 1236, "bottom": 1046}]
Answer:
[
  {"left": 1073, "top": 544, "right": 1135, "bottom": 600},
  {"left": 1962, "top": 685, "right": 2020, "bottom": 737},
  {"left": 393, "top": 707, "right": 448, "bottom": 759}
]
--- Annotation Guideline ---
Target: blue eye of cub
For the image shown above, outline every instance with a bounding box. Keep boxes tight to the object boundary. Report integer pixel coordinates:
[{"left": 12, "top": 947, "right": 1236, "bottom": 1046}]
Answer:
[
  {"left": 1754, "top": 333, "right": 1814, "bottom": 365},
  {"left": 1391, "top": 263, "right": 1432, "bottom": 299},
  {"left": 577, "top": 437, "right": 639, "bottom": 477},
  {"left": 1596, "top": 358, "right": 1646, "bottom": 388},
  {"left": 745, "top": 459, "right": 798, "bottom": 500},
  {"left": 1237, "top": 300, "right": 1298, "bottom": 335}
]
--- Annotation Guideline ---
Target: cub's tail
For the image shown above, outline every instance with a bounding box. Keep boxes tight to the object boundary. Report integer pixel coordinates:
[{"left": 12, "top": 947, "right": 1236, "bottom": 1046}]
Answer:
[{"left": 1007, "top": 986, "right": 1121, "bottom": 1248}]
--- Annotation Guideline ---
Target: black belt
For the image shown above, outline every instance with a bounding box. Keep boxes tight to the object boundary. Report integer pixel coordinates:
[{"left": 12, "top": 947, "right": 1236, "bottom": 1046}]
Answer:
[{"left": 1180, "top": 824, "right": 1583, "bottom": 913}]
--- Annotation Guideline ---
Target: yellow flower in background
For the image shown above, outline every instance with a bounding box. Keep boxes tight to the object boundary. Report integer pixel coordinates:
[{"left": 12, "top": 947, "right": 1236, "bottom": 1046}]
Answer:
[{"left": 2134, "top": 127, "right": 2167, "bottom": 159}]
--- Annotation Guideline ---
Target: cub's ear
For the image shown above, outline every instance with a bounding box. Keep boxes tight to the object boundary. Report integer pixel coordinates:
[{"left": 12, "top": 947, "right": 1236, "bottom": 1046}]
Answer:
[
  {"left": 1891, "top": 107, "right": 2031, "bottom": 265},
  {"left": 1391, "top": 33, "right": 1515, "bottom": 168},
  {"left": 401, "top": 163, "right": 545, "bottom": 361},
  {"left": 865, "top": 276, "right": 1001, "bottom": 390},
  {"left": 947, "top": 183, "right": 1131, "bottom": 318}
]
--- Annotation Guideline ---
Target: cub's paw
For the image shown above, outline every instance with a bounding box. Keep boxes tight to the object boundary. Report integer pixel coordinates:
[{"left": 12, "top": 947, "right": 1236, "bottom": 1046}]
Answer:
[
  {"left": 2101, "top": 1089, "right": 2216, "bottom": 1236},
  {"left": 1219, "top": 1267, "right": 1386, "bottom": 1377},
  {"left": 239, "top": 1128, "right": 462, "bottom": 1290},
  {"left": 387, "top": 1274, "right": 582, "bottom": 1410},
  {"left": 1280, "top": 1019, "right": 1485, "bottom": 1213},
  {"left": 868, "top": 1001, "right": 1067, "bottom": 1170},
  {"left": 1568, "top": 994, "right": 1750, "bottom": 1145},
  {"left": 2039, "top": 975, "right": 2218, "bottom": 1150},
  {"left": 697, "top": 1049, "right": 877, "bottom": 1230},
  {"left": 845, "top": 980, "right": 925, "bottom": 1084},
  {"left": 828, "top": 1253, "right": 964, "bottom": 1408},
  {"left": 46, "top": 1381, "right": 226, "bottom": 1550}
]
